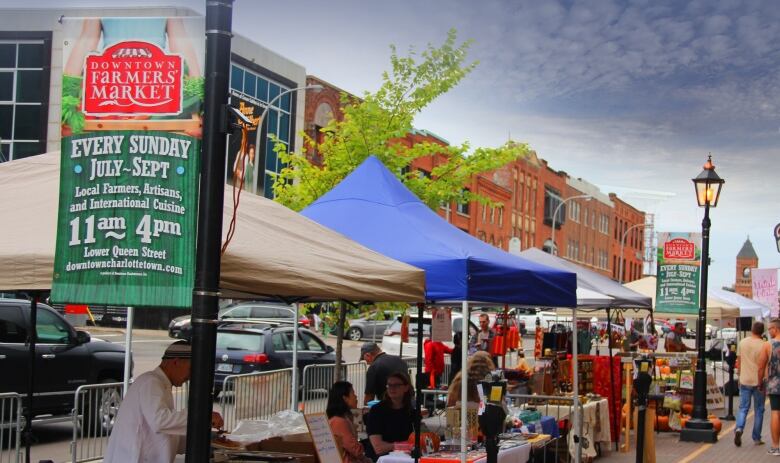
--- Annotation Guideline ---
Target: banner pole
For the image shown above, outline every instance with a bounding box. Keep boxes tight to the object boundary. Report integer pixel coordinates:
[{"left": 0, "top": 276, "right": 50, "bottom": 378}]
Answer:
[
  {"left": 123, "top": 306, "right": 134, "bottom": 396},
  {"left": 185, "top": 1, "right": 233, "bottom": 461}
]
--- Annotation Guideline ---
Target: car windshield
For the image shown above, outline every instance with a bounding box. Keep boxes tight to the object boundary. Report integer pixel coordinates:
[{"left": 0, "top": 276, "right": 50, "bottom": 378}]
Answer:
[{"left": 216, "top": 332, "right": 264, "bottom": 351}]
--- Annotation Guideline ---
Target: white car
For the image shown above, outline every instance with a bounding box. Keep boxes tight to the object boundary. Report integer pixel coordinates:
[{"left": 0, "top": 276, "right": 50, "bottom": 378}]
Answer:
[{"left": 380, "top": 312, "right": 477, "bottom": 357}]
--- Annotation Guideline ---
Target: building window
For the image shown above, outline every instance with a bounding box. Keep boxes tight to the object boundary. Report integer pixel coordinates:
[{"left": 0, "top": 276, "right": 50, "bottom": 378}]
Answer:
[
  {"left": 482, "top": 204, "right": 487, "bottom": 223},
  {"left": 490, "top": 206, "right": 495, "bottom": 224},
  {"left": 456, "top": 190, "right": 470, "bottom": 215},
  {"left": 228, "top": 62, "right": 293, "bottom": 199},
  {"left": 569, "top": 201, "right": 580, "bottom": 222},
  {"left": 498, "top": 207, "right": 504, "bottom": 227},
  {"left": 543, "top": 188, "right": 565, "bottom": 227},
  {"left": 0, "top": 35, "right": 50, "bottom": 162}
]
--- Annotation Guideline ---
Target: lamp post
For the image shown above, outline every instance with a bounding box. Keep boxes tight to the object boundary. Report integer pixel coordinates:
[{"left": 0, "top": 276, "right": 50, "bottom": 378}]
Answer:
[
  {"left": 549, "top": 194, "right": 591, "bottom": 255},
  {"left": 618, "top": 222, "right": 652, "bottom": 284},
  {"left": 680, "top": 155, "right": 724, "bottom": 443}
]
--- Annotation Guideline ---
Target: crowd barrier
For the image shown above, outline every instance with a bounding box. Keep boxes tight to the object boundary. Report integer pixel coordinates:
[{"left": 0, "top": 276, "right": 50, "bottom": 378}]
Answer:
[
  {"left": 70, "top": 382, "right": 189, "bottom": 463},
  {"left": 70, "top": 382, "right": 124, "bottom": 463},
  {"left": 300, "top": 362, "right": 367, "bottom": 413},
  {"left": 218, "top": 368, "right": 293, "bottom": 431},
  {"left": 0, "top": 393, "right": 22, "bottom": 463}
]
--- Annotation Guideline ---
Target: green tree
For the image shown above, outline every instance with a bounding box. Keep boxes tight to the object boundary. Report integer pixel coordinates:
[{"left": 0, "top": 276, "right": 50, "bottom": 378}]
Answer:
[{"left": 272, "top": 29, "right": 529, "bottom": 212}]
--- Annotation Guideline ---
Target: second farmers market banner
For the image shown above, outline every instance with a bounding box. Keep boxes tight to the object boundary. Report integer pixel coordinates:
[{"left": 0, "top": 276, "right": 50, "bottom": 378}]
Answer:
[
  {"left": 51, "top": 17, "right": 205, "bottom": 307},
  {"left": 656, "top": 232, "right": 702, "bottom": 314}
]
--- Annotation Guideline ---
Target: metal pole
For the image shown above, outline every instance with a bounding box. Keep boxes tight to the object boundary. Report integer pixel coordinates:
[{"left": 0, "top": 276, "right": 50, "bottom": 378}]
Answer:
[
  {"left": 413, "top": 302, "right": 425, "bottom": 462},
  {"left": 24, "top": 292, "right": 38, "bottom": 463},
  {"left": 572, "top": 305, "right": 581, "bottom": 463},
  {"left": 607, "top": 308, "right": 617, "bottom": 451},
  {"left": 619, "top": 222, "right": 653, "bottom": 284},
  {"left": 292, "top": 303, "right": 300, "bottom": 411},
  {"left": 123, "top": 306, "right": 134, "bottom": 396},
  {"left": 680, "top": 202, "right": 717, "bottom": 443},
  {"left": 550, "top": 194, "right": 590, "bottom": 256},
  {"left": 185, "top": 1, "right": 232, "bottom": 460},
  {"left": 460, "top": 301, "right": 468, "bottom": 463}
]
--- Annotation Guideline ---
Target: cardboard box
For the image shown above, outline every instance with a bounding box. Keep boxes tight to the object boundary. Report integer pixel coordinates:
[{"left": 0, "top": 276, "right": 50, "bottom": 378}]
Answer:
[{"left": 257, "top": 436, "right": 318, "bottom": 463}]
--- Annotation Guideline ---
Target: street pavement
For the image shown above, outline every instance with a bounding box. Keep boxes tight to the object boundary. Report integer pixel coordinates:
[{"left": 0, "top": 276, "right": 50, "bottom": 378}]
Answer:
[{"left": 599, "top": 396, "right": 774, "bottom": 463}]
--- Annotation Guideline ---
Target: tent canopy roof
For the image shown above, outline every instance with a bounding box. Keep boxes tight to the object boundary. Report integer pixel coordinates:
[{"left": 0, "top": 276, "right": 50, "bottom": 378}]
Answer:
[
  {"left": 710, "top": 288, "right": 770, "bottom": 319},
  {"left": 301, "top": 156, "right": 577, "bottom": 307},
  {"left": 519, "top": 248, "right": 652, "bottom": 309},
  {"left": 624, "top": 276, "right": 739, "bottom": 319},
  {"left": 0, "top": 152, "right": 426, "bottom": 302}
]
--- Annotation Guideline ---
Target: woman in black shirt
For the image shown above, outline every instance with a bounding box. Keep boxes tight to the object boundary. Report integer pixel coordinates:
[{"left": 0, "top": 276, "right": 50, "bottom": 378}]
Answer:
[{"left": 366, "top": 371, "right": 414, "bottom": 457}]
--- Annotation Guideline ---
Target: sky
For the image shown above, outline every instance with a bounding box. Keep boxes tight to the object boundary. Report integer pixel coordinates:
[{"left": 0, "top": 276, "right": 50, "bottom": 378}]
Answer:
[{"left": 15, "top": 0, "right": 780, "bottom": 290}]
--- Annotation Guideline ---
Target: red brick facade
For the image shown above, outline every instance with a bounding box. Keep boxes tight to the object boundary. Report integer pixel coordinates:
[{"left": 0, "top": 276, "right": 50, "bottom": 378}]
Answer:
[
  {"left": 303, "top": 74, "right": 649, "bottom": 282},
  {"left": 610, "top": 194, "right": 646, "bottom": 282}
]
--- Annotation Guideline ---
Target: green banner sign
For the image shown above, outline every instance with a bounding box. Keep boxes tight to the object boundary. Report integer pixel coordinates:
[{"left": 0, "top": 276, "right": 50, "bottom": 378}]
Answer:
[
  {"left": 52, "top": 17, "right": 204, "bottom": 308},
  {"left": 655, "top": 232, "right": 702, "bottom": 314}
]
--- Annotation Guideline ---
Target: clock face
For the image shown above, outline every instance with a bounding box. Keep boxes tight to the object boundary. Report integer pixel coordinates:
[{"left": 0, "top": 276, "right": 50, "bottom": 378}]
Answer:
[{"left": 743, "top": 267, "right": 751, "bottom": 278}]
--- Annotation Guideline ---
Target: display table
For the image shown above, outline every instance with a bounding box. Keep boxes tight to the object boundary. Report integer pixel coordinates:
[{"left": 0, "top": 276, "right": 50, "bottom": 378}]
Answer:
[
  {"left": 377, "top": 440, "right": 532, "bottom": 463},
  {"left": 518, "top": 399, "right": 610, "bottom": 459}
]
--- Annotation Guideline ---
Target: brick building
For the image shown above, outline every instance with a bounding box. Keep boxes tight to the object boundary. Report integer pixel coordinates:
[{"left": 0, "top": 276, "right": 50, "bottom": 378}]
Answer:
[
  {"left": 734, "top": 237, "right": 758, "bottom": 298},
  {"left": 564, "top": 178, "right": 613, "bottom": 277},
  {"left": 537, "top": 161, "right": 569, "bottom": 254},
  {"left": 610, "top": 193, "right": 646, "bottom": 282}
]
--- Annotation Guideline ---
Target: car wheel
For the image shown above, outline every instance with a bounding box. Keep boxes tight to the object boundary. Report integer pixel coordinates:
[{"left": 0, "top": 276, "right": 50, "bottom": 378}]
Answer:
[
  {"left": 347, "top": 327, "right": 363, "bottom": 341},
  {"left": 80, "top": 379, "right": 121, "bottom": 434}
]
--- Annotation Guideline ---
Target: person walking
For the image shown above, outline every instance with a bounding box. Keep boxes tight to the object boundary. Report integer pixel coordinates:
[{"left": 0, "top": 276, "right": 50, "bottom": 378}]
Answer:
[
  {"left": 735, "top": 321, "right": 767, "bottom": 447},
  {"left": 423, "top": 339, "right": 453, "bottom": 388},
  {"left": 758, "top": 318, "right": 780, "bottom": 456},
  {"left": 361, "top": 342, "right": 408, "bottom": 404}
]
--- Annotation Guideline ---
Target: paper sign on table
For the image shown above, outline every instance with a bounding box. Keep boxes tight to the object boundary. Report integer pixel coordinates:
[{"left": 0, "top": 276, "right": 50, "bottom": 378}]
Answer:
[{"left": 304, "top": 413, "right": 343, "bottom": 463}]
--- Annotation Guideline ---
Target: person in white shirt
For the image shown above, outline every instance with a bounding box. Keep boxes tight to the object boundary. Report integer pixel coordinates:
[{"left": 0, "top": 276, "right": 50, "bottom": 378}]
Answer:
[{"left": 105, "top": 341, "right": 223, "bottom": 462}]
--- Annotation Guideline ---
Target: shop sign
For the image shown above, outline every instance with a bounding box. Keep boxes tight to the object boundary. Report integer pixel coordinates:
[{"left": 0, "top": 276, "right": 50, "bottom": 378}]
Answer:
[
  {"left": 656, "top": 232, "right": 701, "bottom": 315},
  {"left": 752, "top": 268, "right": 779, "bottom": 317},
  {"left": 52, "top": 17, "right": 204, "bottom": 308}
]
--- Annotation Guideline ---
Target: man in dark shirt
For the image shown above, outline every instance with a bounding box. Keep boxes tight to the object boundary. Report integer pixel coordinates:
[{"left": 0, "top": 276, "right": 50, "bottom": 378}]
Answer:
[{"left": 362, "top": 342, "right": 408, "bottom": 403}]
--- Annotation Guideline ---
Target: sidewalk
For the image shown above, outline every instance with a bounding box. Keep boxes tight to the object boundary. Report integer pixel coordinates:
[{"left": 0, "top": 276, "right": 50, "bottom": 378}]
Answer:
[{"left": 598, "top": 400, "right": 774, "bottom": 463}]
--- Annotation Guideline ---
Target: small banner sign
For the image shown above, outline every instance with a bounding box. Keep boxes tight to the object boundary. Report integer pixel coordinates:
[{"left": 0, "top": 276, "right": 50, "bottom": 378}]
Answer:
[
  {"left": 752, "top": 268, "right": 779, "bottom": 318},
  {"left": 656, "top": 232, "right": 702, "bottom": 314},
  {"left": 52, "top": 17, "right": 205, "bottom": 308}
]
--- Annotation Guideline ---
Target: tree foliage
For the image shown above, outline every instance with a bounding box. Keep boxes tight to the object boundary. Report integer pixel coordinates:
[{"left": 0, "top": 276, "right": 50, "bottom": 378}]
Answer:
[{"left": 273, "top": 29, "right": 529, "bottom": 212}]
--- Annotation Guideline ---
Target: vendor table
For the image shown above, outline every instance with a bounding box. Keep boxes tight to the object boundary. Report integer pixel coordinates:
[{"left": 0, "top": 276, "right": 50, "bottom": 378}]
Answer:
[
  {"left": 532, "top": 399, "right": 610, "bottom": 459},
  {"left": 377, "top": 440, "right": 532, "bottom": 463}
]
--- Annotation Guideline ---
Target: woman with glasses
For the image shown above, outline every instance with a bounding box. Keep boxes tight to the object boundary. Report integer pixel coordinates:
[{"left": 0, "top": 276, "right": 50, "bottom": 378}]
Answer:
[
  {"left": 327, "top": 381, "right": 371, "bottom": 463},
  {"left": 366, "top": 371, "right": 415, "bottom": 458}
]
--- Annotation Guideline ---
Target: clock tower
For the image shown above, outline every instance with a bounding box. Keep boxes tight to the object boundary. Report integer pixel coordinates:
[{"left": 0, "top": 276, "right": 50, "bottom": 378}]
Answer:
[{"left": 735, "top": 236, "right": 759, "bottom": 298}]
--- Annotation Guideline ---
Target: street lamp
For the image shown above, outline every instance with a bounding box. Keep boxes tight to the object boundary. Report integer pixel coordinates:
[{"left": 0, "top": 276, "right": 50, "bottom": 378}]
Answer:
[
  {"left": 618, "top": 222, "right": 652, "bottom": 284},
  {"left": 549, "top": 194, "right": 591, "bottom": 256},
  {"left": 680, "top": 155, "right": 724, "bottom": 443}
]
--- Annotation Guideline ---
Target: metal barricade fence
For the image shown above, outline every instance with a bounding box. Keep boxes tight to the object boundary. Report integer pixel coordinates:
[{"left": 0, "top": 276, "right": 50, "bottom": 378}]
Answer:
[
  {"left": 70, "top": 381, "right": 189, "bottom": 463},
  {"left": 71, "top": 382, "right": 124, "bottom": 463},
  {"left": 506, "top": 393, "right": 584, "bottom": 463},
  {"left": 218, "top": 369, "right": 292, "bottom": 431},
  {"left": 0, "top": 393, "right": 22, "bottom": 463},
  {"left": 301, "top": 362, "right": 367, "bottom": 413}
]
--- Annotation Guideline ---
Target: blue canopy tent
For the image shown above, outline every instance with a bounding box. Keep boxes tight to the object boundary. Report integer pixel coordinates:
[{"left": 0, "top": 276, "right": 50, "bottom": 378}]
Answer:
[{"left": 301, "top": 156, "right": 578, "bottom": 462}]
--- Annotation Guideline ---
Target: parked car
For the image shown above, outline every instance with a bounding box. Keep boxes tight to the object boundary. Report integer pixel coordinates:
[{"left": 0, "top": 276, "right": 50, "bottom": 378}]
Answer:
[
  {"left": 0, "top": 298, "right": 129, "bottom": 427},
  {"left": 381, "top": 313, "right": 478, "bottom": 357},
  {"left": 168, "top": 301, "right": 309, "bottom": 341},
  {"left": 346, "top": 311, "right": 400, "bottom": 341},
  {"left": 213, "top": 323, "right": 335, "bottom": 394},
  {"left": 715, "top": 327, "right": 737, "bottom": 341}
]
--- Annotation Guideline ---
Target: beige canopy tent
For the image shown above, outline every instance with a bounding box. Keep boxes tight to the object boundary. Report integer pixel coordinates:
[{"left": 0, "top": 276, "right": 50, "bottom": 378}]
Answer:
[
  {"left": 624, "top": 276, "right": 739, "bottom": 319},
  {"left": 0, "top": 152, "right": 425, "bottom": 301}
]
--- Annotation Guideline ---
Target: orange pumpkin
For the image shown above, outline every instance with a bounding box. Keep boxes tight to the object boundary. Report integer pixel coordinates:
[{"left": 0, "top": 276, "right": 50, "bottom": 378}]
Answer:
[
  {"left": 680, "top": 415, "right": 690, "bottom": 430},
  {"left": 681, "top": 402, "right": 693, "bottom": 415},
  {"left": 660, "top": 366, "right": 672, "bottom": 375},
  {"left": 708, "top": 416, "right": 722, "bottom": 434},
  {"left": 655, "top": 415, "right": 670, "bottom": 431}
]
